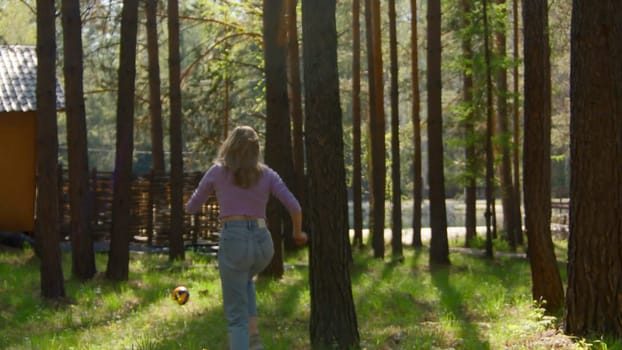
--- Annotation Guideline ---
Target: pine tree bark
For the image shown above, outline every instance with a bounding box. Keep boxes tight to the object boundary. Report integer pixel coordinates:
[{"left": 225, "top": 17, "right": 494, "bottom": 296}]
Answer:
[
  {"left": 364, "top": 0, "right": 386, "bottom": 259},
  {"left": 388, "top": 0, "right": 402, "bottom": 258},
  {"left": 36, "top": 0, "right": 65, "bottom": 298},
  {"left": 410, "top": 0, "right": 423, "bottom": 248},
  {"left": 263, "top": 0, "right": 295, "bottom": 278},
  {"left": 522, "top": 0, "right": 564, "bottom": 312},
  {"left": 62, "top": 0, "right": 96, "bottom": 279},
  {"left": 427, "top": 0, "right": 449, "bottom": 265},
  {"left": 482, "top": 0, "right": 495, "bottom": 258},
  {"left": 495, "top": 0, "right": 516, "bottom": 249},
  {"left": 512, "top": 0, "right": 524, "bottom": 245},
  {"left": 285, "top": 0, "right": 306, "bottom": 249},
  {"left": 302, "top": 0, "right": 360, "bottom": 346},
  {"left": 565, "top": 0, "right": 622, "bottom": 336},
  {"left": 351, "top": 0, "right": 364, "bottom": 249},
  {"left": 461, "top": 0, "right": 477, "bottom": 247},
  {"left": 145, "top": 0, "right": 165, "bottom": 175},
  {"left": 107, "top": 0, "right": 139, "bottom": 281},
  {"left": 168, "top": 0, "right": 185, "bottom": 261}
]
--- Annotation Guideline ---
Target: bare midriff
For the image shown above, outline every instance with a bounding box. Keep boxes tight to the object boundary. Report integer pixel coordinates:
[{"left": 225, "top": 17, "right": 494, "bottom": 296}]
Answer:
[{"left": 221, "top": 215, "right": 261, "bottom": 222}]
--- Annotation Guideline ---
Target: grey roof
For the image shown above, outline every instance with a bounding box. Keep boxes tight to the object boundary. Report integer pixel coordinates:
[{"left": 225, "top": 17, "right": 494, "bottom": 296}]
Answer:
[{"left": 0, "top": 45, "right": 65, "bottom": 113}]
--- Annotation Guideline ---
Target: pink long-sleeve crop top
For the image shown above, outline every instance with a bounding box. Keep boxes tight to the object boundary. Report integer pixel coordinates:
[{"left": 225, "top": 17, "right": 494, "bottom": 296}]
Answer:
[{"left": 185, "top": 163, "right": 301, "bottom": 219}]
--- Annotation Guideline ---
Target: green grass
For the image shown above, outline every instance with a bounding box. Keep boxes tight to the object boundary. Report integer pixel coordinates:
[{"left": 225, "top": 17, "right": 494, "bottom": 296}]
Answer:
[{"left": 0, "top": 241, "right": 620, "bottom": 350}]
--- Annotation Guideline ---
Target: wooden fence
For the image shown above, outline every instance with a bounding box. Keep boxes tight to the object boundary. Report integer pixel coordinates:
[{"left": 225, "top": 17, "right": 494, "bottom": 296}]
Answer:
[{"left": 58, "top": 168, "right": 220, "bottom": 247}]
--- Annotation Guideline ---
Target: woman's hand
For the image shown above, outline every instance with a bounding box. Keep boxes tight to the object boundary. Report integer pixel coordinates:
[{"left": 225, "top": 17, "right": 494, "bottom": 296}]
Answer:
[{"left": 294, "top": 232, "right": 308, "bottom": 246}]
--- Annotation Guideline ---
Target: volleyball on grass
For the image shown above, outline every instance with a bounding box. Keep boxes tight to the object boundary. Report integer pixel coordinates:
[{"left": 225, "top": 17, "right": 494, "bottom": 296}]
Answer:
[{"left": 171, "top": 286, "right": 190, "bottom": 305}]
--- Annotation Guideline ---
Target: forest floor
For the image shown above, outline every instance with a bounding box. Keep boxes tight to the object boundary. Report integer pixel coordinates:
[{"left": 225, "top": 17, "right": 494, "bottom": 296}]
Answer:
[
  {"left": 347, "top": 223, "right": 595, "bottom": 350},
  {"left": 4, "top": 222, "right": 619, "bottom": 350}
]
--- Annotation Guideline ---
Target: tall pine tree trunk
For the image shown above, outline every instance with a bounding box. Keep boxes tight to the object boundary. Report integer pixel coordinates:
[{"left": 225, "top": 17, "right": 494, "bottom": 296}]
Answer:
[
  {"left": 427, "top": 0, "right": 449, "bottom": 265},
  {"left": 388, "top": 0, "right": 402, "bottom": 258},
  {"left": 107, "top": 0, "right": 139, "bottom": 281},
  {"left": 512, "top": 0, "right": 523, "bottom": 245},
  {"left": 62, "top": 0, "right": 96, "bottom": 279},
  {"left": 482, "top": 0, "right": 495, "bottom": 258},
  {"left": 410, "top": 0, "right": 423, "bottom": 248},
  {"left": 145, "top": 0, "right": 165, "bottom": 174},
  {"left": 522, "top": 0, "right": 563, "bottom": 312},
  {"left": 223, "top": 48, "right": 230, "bottom": 139},
  {"left": 263, "top": 0, "right": 295, "bottom": 277},
  {"left": 36, "top": 0, "right": 65, "bottom": 298},
  {"left": 364, "top": 0, "right": 386, "bottom": 259},
  {"left": 168, "top": 0, "right": 185, "bottom": 261},
  {"left": 285, "top": 0, "right": 306, "bottom": 249},
  {"left": 495, "top": 0, "right": 516, "bottom": 249},
  {"left": 461, "top": 0, "right": 477, "bottom": 248},
  {"left": 302, "top": 0, "right": 360, "bottom": 346},
  {"left": 351, "top": 0, "right": 364, "bottom": 248},
  {"left": 565, "top": 0, "right": 622, "bottom": 335}
]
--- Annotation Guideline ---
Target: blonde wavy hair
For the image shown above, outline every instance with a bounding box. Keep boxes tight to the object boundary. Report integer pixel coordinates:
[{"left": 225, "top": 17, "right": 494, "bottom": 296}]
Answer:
[{"left": 216, "top": 126, "right": 264, "bottom": 188}]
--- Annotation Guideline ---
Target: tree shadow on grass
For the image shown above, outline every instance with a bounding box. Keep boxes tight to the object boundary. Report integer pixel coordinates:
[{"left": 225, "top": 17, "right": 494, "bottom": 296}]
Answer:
[
  {"left": 464, "top": 253, "right": 533, "bottom": 295},
  {"left": 128, "top": 264, "right": 307, "bottom": 350},
  {"left": 255, "top": 269, "right": 308, "bottom": 319},
  {"left": 430, "top": 265, "right": 491, "bottom": 349},
  {"left": 130, "top": 303, "right": 230, "bottom": 350},
  {"left": 1, "top": 251, "right": 224, "bottom": 349}
]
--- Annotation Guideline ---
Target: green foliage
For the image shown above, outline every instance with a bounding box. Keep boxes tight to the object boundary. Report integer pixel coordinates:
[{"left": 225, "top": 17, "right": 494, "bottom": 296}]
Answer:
[
  {"left": 52, "top": 0, "right": 267, "bottom": 172},
  {"left": 0, "top": 0, "right": 36, "bottom": 45},
  {"left": 6, "top": 0, "right": 573, "bottom": 193}
]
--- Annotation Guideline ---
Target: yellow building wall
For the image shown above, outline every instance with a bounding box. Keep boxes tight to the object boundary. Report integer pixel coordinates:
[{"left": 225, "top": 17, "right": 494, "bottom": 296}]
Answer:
[{"left": 0, "top": 111, "right": 36, "bottom": 232}]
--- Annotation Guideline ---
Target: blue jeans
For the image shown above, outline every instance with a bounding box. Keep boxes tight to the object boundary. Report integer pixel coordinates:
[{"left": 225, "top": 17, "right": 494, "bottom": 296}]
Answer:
[{"left": 218, "top": 219, "right": 274, "bottom": 350}]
